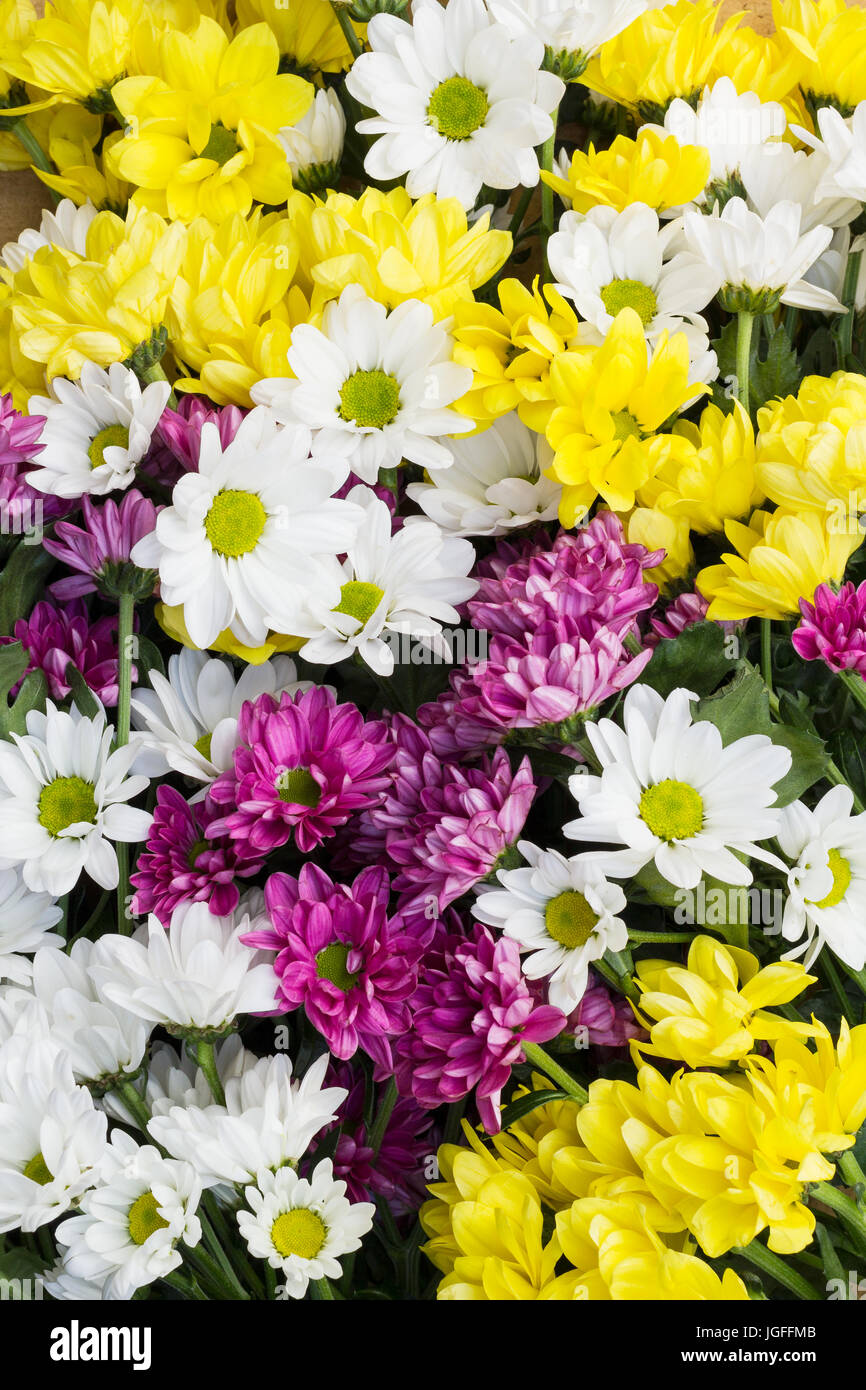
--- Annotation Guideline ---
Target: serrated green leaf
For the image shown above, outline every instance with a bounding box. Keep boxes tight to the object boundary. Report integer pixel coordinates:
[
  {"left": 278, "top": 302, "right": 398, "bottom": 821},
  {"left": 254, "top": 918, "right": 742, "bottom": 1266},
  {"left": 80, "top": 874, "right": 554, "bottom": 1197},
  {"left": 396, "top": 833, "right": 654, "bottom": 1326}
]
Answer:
[
  {"left": 641, "top": 621, "right": 737, "bottom": 699},
  {"left": 0, "top": 542, "right": 54, "bottom": 637},
  {"left": 0, "top": 641, "right": 28, "bottom": 698},
  {"left": 1, "top": 668, "right": 47, "bottom": 738},
  {"left": 750, "top": 325, "right": 799, "bottom": 412}
]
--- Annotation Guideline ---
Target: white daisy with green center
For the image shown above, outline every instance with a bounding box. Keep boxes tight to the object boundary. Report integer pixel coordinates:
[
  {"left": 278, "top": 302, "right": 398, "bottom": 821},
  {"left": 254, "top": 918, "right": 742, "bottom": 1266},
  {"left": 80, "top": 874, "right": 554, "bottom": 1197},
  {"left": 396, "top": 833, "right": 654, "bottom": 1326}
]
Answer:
[
  {"left": 563, "top": 685, "right": 793, "bottom": 891},
  {"left": 344, "top": 0, "right": 564, "bottom": 211},
  {"left": 489, "top": 0, "right": 650, "bottom": 80},
  {"left": 238, "top": 1160, "right": 375, "bottom": 1299},
  {"left": 252, "top": 285, "right": 474, "bottom": 485},
  {"left": 548, "top": 202, "right": 721, "bottom": 383},
  {"left": 54, "top": 1131, "right": 202, "bottom": 1300},
  {"left": 291, "top": 484, "right": 477, "bottom": 676},
  {"left": 473, "top": 840, "right": 628, "bottom": 1011},
  {"left": 0, "top": 866, "right": 63, "bottom": 986},
  {"left": 776, "top": 785, "right": 866, "bottom": 971},
  {"left": 0, "top": 700, "right": 151, "bottom": 897},
  {"left": 27, "top": 360, "right": 170, "bottom": 498},
  {"left": 130, "top": 406, "right": 364, "bottom": 650}
]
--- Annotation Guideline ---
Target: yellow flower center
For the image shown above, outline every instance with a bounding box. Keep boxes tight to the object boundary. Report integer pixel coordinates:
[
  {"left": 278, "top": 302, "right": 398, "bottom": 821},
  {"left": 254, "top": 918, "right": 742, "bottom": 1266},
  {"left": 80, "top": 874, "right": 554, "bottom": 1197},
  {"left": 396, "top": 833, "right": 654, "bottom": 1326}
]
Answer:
[
  {"left": 37, "top": 776, "right": 97, "bottom": 837},
  {"left": 810, "top": 848, "right": 852, "bottom": 909},
  {"left": 339, "top": 370, "right": 401, "bottom": 429},
  {"left": 639, "top": 779, "right": 704, "bottom": 841},
  {"left": 333, "top": 580, "right": 385, "bottom": 626},
  {"left": 271, "top": 1208, "right": 327, "bottom": 1260},
  {"left": 88, "top": 424, "right": 130, "bottom": 470},
  {"left": 601, "top": 278, "right": 658, "bottom": 327},
  {"left": 198, "top": 122, "right": 240, "bottom": 166},
  {"left": 315, "top": 941, "right": 359, "bottom": 992},
  {"left": 204, "top": 490, "right": 267, "bottom": 558},
  {"left": 544, "top": 890, "right": 600, "bottom": 948},
  {"left": 127, "top": 1191, "right": 170, "bottom": 1246},
  {"left": 276, "top": 767, "right": 321, "bottom": 808},
  {"left": 23, "top": 1151, "right": 53, "bottom": 1185},
  {"left": 194, "top": 731, "right": 213, "bottom": 760},
  {"left": 611, "top": 409, "right": 641, "bottom": 442},
  {"left": 427, "top": 76, "right": 489, "bottom": 140}
]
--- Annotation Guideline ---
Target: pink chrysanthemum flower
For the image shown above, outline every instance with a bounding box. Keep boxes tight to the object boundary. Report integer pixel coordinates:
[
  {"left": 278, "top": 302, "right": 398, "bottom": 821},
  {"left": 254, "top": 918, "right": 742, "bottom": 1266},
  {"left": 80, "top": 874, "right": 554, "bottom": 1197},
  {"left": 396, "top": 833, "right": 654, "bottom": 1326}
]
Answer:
[
  {"left": 0, "top": 598, "right": 128, "bottom": 705},
  {"left": 156, "top": 395, "right": 245, "bottom": 472},
  {"left": 793, "top": 581, "right": 866, "bottom": 677},
  {"left": 43, "top": 490, "right": 159, "bottom": 601},
  {"left": 130, "top": 785, "right": 263, "bottom": 924},
  {"left": 244, "top": 864, "right": 425, "bottom": 1070},
  {"left": 396, "top": 923, "right": 564, "bottom": 1133},
  {"left": 0, "top": 393, "right": 44, "bottom": 470},
  {"left": 648, "top": 590, "right": 711, "bottom": 644},
  {"left": 207, "top": 687, "right": 394, "bottom": 856},
  {"left": 0, "top": 462, "right": 72, "bottom": 533},
  {"left": 560, "top": 972, "right": 644, "bottom": 1048}
]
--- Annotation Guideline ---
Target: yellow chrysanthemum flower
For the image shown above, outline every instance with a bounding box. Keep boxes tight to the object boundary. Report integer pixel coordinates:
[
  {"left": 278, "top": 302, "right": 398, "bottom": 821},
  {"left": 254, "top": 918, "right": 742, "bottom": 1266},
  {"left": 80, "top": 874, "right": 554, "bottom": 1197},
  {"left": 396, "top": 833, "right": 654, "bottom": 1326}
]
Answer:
[
  {"left": 33, "top": 107, "right": 130, "bottom": 210},
  {"left": 631, "top": 934, "right": 817, "bottom": 1069},
  {"left": 431, "top": 1171, "right": 567, "bottom": 1301},
  {"left": 755, "top": 372, "right": 866, "bottom": 524},
  {"left": 747, "top": 1020, "right": 866, "bottom": 1162},
  {"left": 582, "top": 0, "right": 743, "bottom": 121},
  {"left": 155, "top": 602, "right": 303, "bottom": 664},
  {"left": 710, "top": 24, "right": 804, "bottom": 111},
  {"left": 451, "top": 277, "right": 578, "bottom": 427},
  {"left": 107, "top": 19, "right": 314, "bottom": 222},
  {"left": 289, "top": 186, "right": 511, "bottom": 322},
  {"left": 696, "top": 507, "right": 862, "bottom": 620},
  {"left": 2, "top": 0, "right": 140, "bottom": 109},
  {"left": 537, "top": 308, "right": 704, "bottom": 523},
  {"left": 0, "top": 0, "right": 37, "bottom": 100},
  {"left": 621, "top": 507, "right": 694, "bottom": 591},
  {"left": 637, "top": 399, "right": 763, "bottom": 535},
  {"left": 541, "top": 127, "right": 710, "bottom": 216},
  {"left": 774, "top": 0, "right": 866, "bottom": 114},
  {"left": 488, "top": 1075, "right": 585, "bottom": 1210},
  {"left": 235, "top": 0, "right": 363, "bottom": 75}
]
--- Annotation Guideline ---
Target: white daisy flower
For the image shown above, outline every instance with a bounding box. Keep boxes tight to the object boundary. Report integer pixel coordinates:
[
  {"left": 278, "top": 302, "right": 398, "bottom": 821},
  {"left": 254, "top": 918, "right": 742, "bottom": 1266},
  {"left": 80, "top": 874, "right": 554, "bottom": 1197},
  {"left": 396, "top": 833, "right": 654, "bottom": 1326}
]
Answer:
[
  {"left": 776, "top": 785, "right": 866, "bottom": 971},
  {"left": 682, "top": 197, "right": 846, "bottom": 314},
  {"left": 238, "top": 1160, "right": 375, "bottom": 1299},
  {"left": 42, "top": 1260, "right": 108, "bottom": 1301},
  {"left": 344, "top": 0, "right": 565, "bottom": 211},
  {"left": 55, "top": 1131, "right": 202, "bottom": 1301},
  {"left": 279, "top": 87, "right": 346, "bottom": 193},
  {"left": 473, "top": 840, "right": 628, "bottom": 1011},
  {"left": 548, "top": 203, "right": 721, "bottom": 372},
  {"left": 488, "top": 0, "right": 650, "bottom": 79},
  {"left": 406, "top": 411, "right": 561, "bottom": 536},
  {"left": 252, "top": 286, "right": 473, "bottom": 484},
  {"left": 739, "top": 141, "right": 862, "bottom": 234},
  {"left": 649, "top": 78, "right": 786, "bottom": 196},
  {"left": 0, "top": 1037, "right": 108, "bottom": 1234},
  {"left": 0, "top": 700, "right": 151, "bottom": 897},
  {"left": 91, "top": 901, "right": 277, "bottom": 1038},
  {"left": 292, "top": 484, "right": 478, "bottom": 676},
  {"left": 130, "top": 648, "right": 312, "bottom": 785},
  {"left": 563, "top": 685, "right": 792, "bottom": 891},
  {"left": 792, "top": 102, "right": 866, "bottom": 206},
  {"left": 1, "top": 197, "right": 97, "bottom": 273},
  {"left": 148, "top": 1053, "right": 347, "bottom": 1189},
  {"left": 0, "top": 867, "right": 63, "bottom": 985},
  {"left": 129, "top": 407, "right": 363, "bottom": 650},
  {"left": 103, "top": 1035, "right": 257, "bottom": 1131},
  {"left": 27, "top": 361, "right": 170, "bottom": 498}
]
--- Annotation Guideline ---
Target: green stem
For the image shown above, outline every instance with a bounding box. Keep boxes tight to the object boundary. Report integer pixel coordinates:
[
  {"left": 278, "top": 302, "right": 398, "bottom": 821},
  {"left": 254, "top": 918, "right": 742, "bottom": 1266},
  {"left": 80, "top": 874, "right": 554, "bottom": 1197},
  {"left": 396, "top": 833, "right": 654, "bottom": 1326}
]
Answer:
[
  {"left": 312, "top": 1275, "right": 338, "bottom": 1299},
  {"left": 378, "top": 465, "right": 399, "bottom": 505},
  {"left": 368, "top": 1076, "right": 398, "bottom": 1158},
  {"left": 539, "top": 104, "right": 561, "bottom": 278},
  {"left": 825, "top": 756, "right": 866, "bottom": 814},
  {"left": 626, "top": 929, "right": 695, "bottom": 944},
  {"left": 113, "top": 1078, "right": 152, "bottom": 1134},
  {"left": 507, "top": 184, "right": 533, "bottom": 239},
  {"left": 760, "top": 618, "right": 772, "bottom": 697},
  {"left": 137, "top": 359, "right": 177, "bottom": 409},
  {"left": 814, "top": 1220, "right": 847, "bottom": 1289},
  {"left": 839, "top": 959, "right": 866, "bottom": 998},
  {"left": 735, "top": 310, "right": 754, "bottom": 416},
  {"left": 199, "top": 1211, "right": 251, "bottom": 1300},
  {"left": 593, "top": 954, "right": 640, "bottom": 1003},
  {"left": 836, "top": 249, "right": 863, "bottom": 367},
  {"left": 732, "top": 1240, "right": 821, "bottom": 1300},
  {"left": 839, "top": 1149, "right": 866, "bottom": 1191},
  {"left": 115, "top": 589, "right": 135, "bottom": 935},
  {"left": 195, "top": 1040, "right": 226, "bottom": 1106},
  {"left": 819, "top": 952, "right": 857, "bottom": 1028},
  {"left": 331, "top": 3, "right": 363, "bottom": 60},
  {"left": 838, "top": 667, "right": 866, "bottom": 718},
  {"left": 811, "top": 1180, "right": 866, "bottom": 1253},
  {"left": 162, "top": 1270, "right": 206, "bottom": 1299},
  {"left": 522, "top": 1041, "right": 588, "bottom": 1103},
  {"left": 10, "top": 120, "right": 54, "bottom": 175}
]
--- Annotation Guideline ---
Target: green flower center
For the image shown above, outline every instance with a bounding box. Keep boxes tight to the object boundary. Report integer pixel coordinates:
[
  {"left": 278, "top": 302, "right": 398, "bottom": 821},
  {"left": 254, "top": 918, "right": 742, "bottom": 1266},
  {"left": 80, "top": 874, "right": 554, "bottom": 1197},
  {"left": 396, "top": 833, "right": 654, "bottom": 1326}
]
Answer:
[
  {"left": 809, "top": 847, "right": 852, "bottom": 909},
  {"left": 338, "top": 369, "right": 401, "bottom": 429},
  {"left": 427, "top": 75, "right": 489, "bottom": 140},
  {"left": 639, "top": 779, "right": 704, "bottom": 841},
  {"left": 23, "top": 1151, "right": 53, "bottom": 1186},
  {"left": 127, "top": 1191, "right": 170, "bottom": 1246},
  {"left": 198, "top": 122, "right": 240, "bottom": 166},
  {"left": 315, "top": 941, "right": 359, "bottom": 993},
  {"left": 333, "top": 580, "right": 385, "bottom": 626},
  {"left": 194, "top": 731, "right": 213, "bottom": 760},
  {"left": 37, "top": 775, "right": 98, "bottom": 837},
  {"left": 187, "top": 837, "right": 210, "bottom": 868},
  {"left": 271, "top": 1208, "right": 327, "bottom": 1260},
  {"left": 88, "top": 424, "right": 130, "bottom": 470},
  {"left": 276, "top": 767, "right": 321, "bottom": 808},
  {"left": 204, "top": 489, "right": 267, "bottom": 558},
  {"left": 601, "top": 279, "right": 659, "bottom": 327},
  {"left": 544, "top": 890, "right": 600, "bottom": 949},
  {"left": 611, "top": 409, "right": 641, "bottom": 443}
]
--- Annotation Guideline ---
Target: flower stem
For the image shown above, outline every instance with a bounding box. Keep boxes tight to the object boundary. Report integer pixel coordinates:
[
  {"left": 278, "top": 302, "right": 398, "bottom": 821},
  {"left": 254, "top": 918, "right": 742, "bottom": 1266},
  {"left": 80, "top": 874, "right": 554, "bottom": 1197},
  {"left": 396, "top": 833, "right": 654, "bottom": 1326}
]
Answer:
[
  {"left": 838, "top": 666, "right": 866, "bottom": 717},
  {"left": 522, "top": 1041, "right": 588, "bottom": 1103},
  {"left": 508, "top": 184, "right": 533, "bottom": 239},
  {"left": 368, "top": 1076, "right": 398, "bottom": 1157},
  {"left": 810, "top": 1180, "right": 866, "bottom": 1254},
  {"left": 839, "top": 1149, "right": 866, "bottom": 1192},
  {"left": 115, "top": 589, "right": 135, "bottom": 935},
  {"left": 195, "top": 1040, "right": 227, "bottom": 1106},
  {"left": 760, "top": 618, "right": 773, "bottom": 696},
  {"left": 732, "top": 1240, "right": 821, "bottom": 1300},
  {"left": 199, "top": 1210, "right": 251, "bottom": 1300},
  {"left": 10, "top": 119, "right": 54, "bottom": 175},
  {"left": 838, "top": 958, "right": 866, "bottom": 998},
  {"left": 824, "top": 756, "right": 866, "bottom": 814},
  {"left": 331, "top": 3, "right": 363, "bottom": 60},
  {"left": 539, "top": 104, "right": 560, "bottom": 278},
  {"left": 836, "top": 248, "right": 863, "bottom": 367},
  {"left": 114, "top": 1078, "right": 152, "bottom": 1134},
  {"left": 627, "top": 929, "right": 695, "bottom": 944},
  {"left": 735, "top": 310, "right": 754, "bottom": 416}
]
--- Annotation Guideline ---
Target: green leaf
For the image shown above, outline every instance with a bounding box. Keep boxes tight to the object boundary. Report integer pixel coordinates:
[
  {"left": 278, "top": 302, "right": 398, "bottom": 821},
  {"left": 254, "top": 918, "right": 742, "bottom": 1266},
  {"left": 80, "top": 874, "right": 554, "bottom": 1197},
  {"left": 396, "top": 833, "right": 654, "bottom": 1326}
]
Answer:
[
  {"left": 0, "top": 642, "right": 47, "bottom": 738},
  {"left": 0, "top": 1246, "right": 47, "bottom": 1283},
  {"left": 133, "top": 634, "right": 165, "bottom": 685},
  {"left": 499, "top": 1087, "right": 568, "bottom": 1130},
  {"left": 64, "top": 662, "right": 101, "bottom": 718},
  {"left": 641, "top": 621, "right": 736, "bottom": 699},
  {"left": 750, "top": 324, "right": 799, "bottom": 412},
  {"left": 0, "top": 541, "right": 54, "bottom": 637},
  {"left": 0, "top": 641, "right": 28, "bottom": 698}
]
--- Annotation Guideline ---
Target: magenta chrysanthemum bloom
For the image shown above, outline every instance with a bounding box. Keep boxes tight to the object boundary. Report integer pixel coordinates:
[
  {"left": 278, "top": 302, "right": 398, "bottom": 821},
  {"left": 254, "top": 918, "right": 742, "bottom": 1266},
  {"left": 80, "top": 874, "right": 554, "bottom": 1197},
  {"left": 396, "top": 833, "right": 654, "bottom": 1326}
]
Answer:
[
  {"left": 0, "top": 598, "right": 128, "bottom": 705},
  {"left": 648, "top": 590, "right": 710, "bottom": 645},
  {"left": 130, "top": 785, "right": 262, "bottom": 924},
  {"left": 305, "top": 1061, "right": 433, "bottom": 1213},
  {"left": 157, "top": 395, "right": 245, "bottom": 471},
  {"left": 207, "top": 687, "right": 394, "bottom": 856},
  {"left": 793, "top": 581, "right": 866, "bottom": 677},
  {"left": 244, "top": 864, "right": 425, "bottom": 1070},
  {"left": 0, "top": 462, "right": 71, "bottom": 532},
  {"left": 561, "top": 972, "right": 643, "bottom": 1048},
  {"left": 396, "top": 923, "right": 564, "bottom": 1133},
  {"left": 43, "top": 490, "right": 159, "bottom": 601},
  {"left": 0, "top": 393, "right": 44, "bottom": 469}
]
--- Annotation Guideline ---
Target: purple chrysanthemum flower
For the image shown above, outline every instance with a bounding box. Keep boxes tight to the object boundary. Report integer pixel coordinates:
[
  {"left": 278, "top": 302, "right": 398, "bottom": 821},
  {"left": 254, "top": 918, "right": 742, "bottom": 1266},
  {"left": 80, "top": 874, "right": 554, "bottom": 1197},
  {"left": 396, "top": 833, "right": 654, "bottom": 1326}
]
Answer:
[
  {"left": 305, "top": 1061, "right": 434, "bottom": 1213},
  {"left": 648, "top": 590, "right": 711, "bottom": 645},
  {"left": 559, "top": 972, "right": 644, "bottom": 1048},
  {"left": 0, "top": 598, "right": 128, "bottom": 705},
  {"left": 130, "top": 785, "right": 263, "bottom": 925},
  {"left": 244, "top": 864, "right": 425, "bottom": 1070},
  {"left": 0, "top": 461, "right": 72, "bottom": 533},
  {"left": 43, "top": 490, "right": 160, "bottom": 601},
  {"left": 396, "top": 923, "right": 564, "bottom": 1133},
  {"left": 0, "top": 393, "right": 44, "bottom": 470},
  {"left": 793, "top": 581, "right": 866, "bottom": 677},
  {"left": 157, "top": 395, "right": 245, "bottom": 471},
  {"left": 207, "top": 686, "right": 394, "bottom": 856}
]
